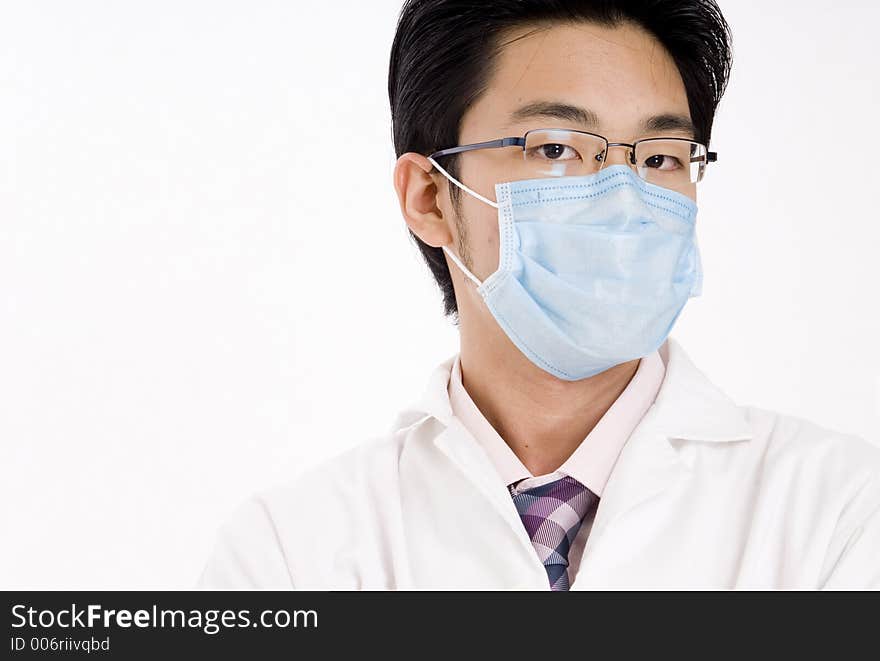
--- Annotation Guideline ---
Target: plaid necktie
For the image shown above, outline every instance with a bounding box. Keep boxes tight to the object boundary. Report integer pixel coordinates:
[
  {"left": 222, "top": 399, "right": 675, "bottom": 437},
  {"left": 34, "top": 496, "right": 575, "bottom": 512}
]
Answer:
[{"left": 509, "top": 475, "right": 598, "bottom": 591}]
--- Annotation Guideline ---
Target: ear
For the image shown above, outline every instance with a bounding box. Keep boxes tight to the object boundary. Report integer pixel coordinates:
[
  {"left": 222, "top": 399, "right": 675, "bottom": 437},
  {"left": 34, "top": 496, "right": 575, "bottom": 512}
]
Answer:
[{"left": 392, "top": 152, "right": 454, "bottom": 248}]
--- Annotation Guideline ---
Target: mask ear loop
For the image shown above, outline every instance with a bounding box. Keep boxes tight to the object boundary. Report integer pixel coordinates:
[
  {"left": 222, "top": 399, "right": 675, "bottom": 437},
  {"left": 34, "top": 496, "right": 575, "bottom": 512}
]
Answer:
[
  {"left": 441, "top": 245, "right": 482, "bottom": 287},
  {"left": 427, "top": 156, "right": 499, "bottom": 209},
  {"left": 427, "top": 155, "right": 498, "bottom": 288}
]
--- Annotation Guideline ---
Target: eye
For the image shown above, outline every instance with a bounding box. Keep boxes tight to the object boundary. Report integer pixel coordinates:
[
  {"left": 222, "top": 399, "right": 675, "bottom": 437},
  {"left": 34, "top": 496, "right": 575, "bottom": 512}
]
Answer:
[
  {"left": 526, "top": 142, "right": 582, "bottom": 162},
  {"left": 642, "top": 154, "right": 683, "bottom": 171}
]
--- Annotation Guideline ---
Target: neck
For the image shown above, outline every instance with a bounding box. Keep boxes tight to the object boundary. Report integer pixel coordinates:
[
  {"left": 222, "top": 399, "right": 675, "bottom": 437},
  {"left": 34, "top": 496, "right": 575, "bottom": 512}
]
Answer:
[{"left": 458, "top": 312, "right": 639, "bottom": 477}]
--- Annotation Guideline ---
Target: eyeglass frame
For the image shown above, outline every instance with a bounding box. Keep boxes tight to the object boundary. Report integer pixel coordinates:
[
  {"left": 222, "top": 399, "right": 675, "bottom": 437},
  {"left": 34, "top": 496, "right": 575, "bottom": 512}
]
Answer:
[{"left": 428, "top": 127, "right": 718, "bottom": 181}]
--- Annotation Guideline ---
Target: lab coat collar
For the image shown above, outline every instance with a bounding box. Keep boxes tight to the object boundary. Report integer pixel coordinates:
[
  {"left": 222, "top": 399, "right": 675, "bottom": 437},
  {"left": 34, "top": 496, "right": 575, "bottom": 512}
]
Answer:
[
  {"left": 654, "top": 337, "right": 754, "bottom": 443},
  {"left": 396, "top": 337, "right": 755, "bottom": 584},
  {"left": 403, "top": 336, "right": 754, "bottom": 445}
]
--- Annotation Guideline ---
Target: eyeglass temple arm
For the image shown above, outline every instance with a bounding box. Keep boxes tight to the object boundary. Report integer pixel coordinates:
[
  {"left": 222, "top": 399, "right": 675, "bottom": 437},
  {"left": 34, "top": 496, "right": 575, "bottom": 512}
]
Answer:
[
  {"left": 429, "top": 137, "right": 526, "bottom": 160},
  {"left": 690, "top": 151, "right": 718, "bottom": 163}
]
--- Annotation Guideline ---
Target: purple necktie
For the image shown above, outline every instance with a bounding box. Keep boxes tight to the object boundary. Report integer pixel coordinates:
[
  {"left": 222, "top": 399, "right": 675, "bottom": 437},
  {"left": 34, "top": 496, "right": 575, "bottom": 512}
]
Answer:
[{"left": 509, "top": 475, "right": 598, "bottom": 591}]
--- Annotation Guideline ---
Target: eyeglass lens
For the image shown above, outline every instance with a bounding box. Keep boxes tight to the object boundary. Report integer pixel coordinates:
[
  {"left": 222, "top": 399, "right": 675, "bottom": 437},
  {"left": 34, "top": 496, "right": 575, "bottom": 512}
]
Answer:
[{"left": 519, "top": 129, "right": 707, "bottom": 190}]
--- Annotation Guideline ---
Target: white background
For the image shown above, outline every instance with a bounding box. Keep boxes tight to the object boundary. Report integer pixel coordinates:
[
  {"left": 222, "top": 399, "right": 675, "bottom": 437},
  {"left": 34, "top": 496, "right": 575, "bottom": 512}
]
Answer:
[{"left": 1, "top": 0, "right": 878, "bottom": 589}]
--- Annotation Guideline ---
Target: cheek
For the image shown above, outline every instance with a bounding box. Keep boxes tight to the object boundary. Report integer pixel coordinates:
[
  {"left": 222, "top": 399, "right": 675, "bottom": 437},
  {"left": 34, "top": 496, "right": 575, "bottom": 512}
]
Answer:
[
  {"left": 466, "top": 204, "right": 501, "bottom": 279},
  {"left": 456, "top": 158, "right": 504, "bottom": 279},
  {"left": 451, "top": 188, "right": 500, "bottom": 280}
]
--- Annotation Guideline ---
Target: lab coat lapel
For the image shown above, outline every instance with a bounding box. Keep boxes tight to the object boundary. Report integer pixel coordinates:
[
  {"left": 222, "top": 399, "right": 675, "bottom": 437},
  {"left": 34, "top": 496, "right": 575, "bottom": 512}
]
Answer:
[
  {"left": 596, "top": 337, "right": 754, "bottom": 530},
  {"left": 432, "top": 418, "right": 551, "bottom": 578},
  {"left": 405, "top": 356, "right": 536, "bottom": 564},
  {"left": 579, "top": 404, "right": 686, "bottom": 556},
  {"left": 572, "top": 337, "right": 755, "bottom": 587}
]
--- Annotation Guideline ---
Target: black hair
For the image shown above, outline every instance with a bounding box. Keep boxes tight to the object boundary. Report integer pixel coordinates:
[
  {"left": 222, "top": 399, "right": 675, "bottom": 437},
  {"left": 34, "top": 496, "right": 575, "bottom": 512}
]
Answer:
[{"left": 388, "top": 0, "right": 733, "bottom": 318}]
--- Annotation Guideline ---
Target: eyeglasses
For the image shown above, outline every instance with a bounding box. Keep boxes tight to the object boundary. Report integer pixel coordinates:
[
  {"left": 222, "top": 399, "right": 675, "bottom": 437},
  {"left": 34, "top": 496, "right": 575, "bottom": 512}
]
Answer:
[{"left": 428, "top": 128, "right": 717, "bottom": 192}]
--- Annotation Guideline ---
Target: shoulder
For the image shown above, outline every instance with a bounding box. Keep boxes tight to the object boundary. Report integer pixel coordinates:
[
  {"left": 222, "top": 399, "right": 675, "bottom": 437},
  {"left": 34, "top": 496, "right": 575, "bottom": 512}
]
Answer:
[
  {"left": 739, "top": 403, "right": 880, "bottom": 480},
  {"left": 256, "top": 411, "right": 444, "bottom": 529},
  {"left": 733, "top": 404, "right": 880, "bottom": 506},
  {"left": 195, "top": 490, "right": 293, "bottom": 589},
  {"left": 736, "top": 405, "right": 880, "bottom": 587},
  {"left": 267, "top": 408, "right": 440, "bottom": 498},
  {"left": 259, "top": 427, "right": 414, "bottom": 512},
  {"left": 195, "top": 417, "right": 435, "bottom": 589}
]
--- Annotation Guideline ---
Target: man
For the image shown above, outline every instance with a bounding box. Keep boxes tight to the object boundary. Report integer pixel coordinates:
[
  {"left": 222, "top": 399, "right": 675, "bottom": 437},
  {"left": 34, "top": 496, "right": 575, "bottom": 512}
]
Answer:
[{"left": 197, "top": 0, "right": 880, "bottom": 589}]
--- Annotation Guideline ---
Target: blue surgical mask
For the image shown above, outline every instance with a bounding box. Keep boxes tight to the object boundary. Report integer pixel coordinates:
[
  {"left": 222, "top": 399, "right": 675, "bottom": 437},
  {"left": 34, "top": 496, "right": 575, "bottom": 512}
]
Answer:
[{"left": 428, "top": 160, "right": 703, "bottom": 381}]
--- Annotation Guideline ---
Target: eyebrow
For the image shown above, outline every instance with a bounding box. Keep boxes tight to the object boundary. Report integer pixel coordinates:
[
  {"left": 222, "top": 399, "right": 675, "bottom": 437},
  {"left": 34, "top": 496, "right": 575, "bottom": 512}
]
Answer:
[{"left": 508, "top": 100, "right": 697, "bottom": 138}]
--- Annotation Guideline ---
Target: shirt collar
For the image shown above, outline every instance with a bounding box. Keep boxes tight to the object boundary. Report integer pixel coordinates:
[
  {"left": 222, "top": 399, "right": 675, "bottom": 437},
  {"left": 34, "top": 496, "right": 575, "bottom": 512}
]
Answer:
[{"left": 447, "top": 346, "right": 665, "bottom": 496}]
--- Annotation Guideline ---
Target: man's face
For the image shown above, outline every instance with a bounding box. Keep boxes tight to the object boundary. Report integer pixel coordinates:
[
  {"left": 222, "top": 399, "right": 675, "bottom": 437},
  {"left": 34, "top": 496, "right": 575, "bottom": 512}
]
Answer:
[{"left": 438, "top": 20, "right": 696, "bottom": 288}]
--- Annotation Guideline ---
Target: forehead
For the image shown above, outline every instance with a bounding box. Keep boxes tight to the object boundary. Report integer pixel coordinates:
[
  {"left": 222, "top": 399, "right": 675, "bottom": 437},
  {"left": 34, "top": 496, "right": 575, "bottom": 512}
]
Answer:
[{"left": 462, "top": 20, "right": 692, "bottom": 139}]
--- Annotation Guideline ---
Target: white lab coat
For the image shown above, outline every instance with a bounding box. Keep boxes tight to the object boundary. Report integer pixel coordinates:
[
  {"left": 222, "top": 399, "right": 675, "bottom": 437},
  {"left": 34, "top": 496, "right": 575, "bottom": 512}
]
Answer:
[{"left": 197, "top": 337, "right": 880, "bottom": 590}]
